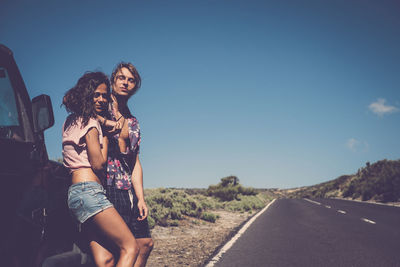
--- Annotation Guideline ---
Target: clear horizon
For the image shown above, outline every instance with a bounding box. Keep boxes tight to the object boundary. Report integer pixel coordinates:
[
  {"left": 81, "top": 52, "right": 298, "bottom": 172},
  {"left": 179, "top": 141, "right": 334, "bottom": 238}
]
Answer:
[{"left": 1, "top": 0, "right": 399, "bottom": 189}]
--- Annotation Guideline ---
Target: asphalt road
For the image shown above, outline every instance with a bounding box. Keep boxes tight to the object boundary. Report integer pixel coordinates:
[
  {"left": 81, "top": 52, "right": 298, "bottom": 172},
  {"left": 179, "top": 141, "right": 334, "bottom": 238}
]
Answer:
[{"left": 212, "top": 198, "right": 400, "bottom": 267}]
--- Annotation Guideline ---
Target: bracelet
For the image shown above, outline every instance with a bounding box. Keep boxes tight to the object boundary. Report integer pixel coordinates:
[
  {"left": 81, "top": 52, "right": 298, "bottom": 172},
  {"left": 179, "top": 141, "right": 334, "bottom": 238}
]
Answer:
[{"left": 102, "top": 118, "right": 107, "bottom": 126}]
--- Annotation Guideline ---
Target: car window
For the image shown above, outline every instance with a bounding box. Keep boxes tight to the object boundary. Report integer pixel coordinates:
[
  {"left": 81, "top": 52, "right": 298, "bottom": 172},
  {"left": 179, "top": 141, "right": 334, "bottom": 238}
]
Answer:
[
  {"left": 0, "top": 67, "right": 19, "bottom": 126},
  {"left": 0, "top": 67, "right": 23, "bottom": 140}
]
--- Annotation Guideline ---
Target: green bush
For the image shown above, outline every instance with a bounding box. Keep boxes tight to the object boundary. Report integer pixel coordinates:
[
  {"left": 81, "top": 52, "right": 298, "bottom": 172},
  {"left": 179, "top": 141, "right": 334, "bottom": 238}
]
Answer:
[
  {"left": 208, "top": 185, "right": 240, "bottom": 201},
  {"left": 147, "top": 215, "right": 155, "bottom": 229},
  {"left": 238, "top": 186, "right": 258, "bottom": 196},
  {"left": 207, "top": 176, "right": 258, "bottom": 201},
  {"left": 192, "top": 194, "right": 221, "bottom": 210},
  {"left": 224, "top": 195, "right": 266, "bottom": 212},
  {"left": 169, "top": 220, "right": 179, "bottom": 226},
  {"left": 146, "top": 188, "right": 208, "bottom": 228},
  {"left": 200, "top": 212, "right": 217, "bottom": 223},
  {"left": 145, "top": 177, "right": 271, "bottom": 228}
]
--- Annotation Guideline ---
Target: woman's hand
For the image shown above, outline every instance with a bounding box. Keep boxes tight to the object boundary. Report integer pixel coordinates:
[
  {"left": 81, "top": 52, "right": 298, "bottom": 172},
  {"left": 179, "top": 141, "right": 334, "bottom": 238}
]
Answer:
[
  {"left": 137, "top": 199, "right": 148, "bottom": 221},
  {"left": 97, "top": 115, "right": 123, "bottom": 135}
]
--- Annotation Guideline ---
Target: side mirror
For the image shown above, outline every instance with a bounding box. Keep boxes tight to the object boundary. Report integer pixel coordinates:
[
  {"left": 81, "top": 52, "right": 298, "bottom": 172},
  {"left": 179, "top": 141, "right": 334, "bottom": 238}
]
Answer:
[{"left": 32, "top": 94, "right": 54, "bottom": 133}]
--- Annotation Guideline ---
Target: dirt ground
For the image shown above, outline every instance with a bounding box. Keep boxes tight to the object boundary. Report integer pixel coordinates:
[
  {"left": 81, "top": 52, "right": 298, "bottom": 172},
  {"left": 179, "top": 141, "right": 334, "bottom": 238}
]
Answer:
[{"left": 146, "top": 210, "right": 253, "bottom": 267}]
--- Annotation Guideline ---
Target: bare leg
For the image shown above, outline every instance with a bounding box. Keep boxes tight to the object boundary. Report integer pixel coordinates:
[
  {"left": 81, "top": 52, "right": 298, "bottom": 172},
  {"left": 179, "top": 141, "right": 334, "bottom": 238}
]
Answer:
[
  {"left": 91, "top": 207, "right": 139, "bottom": 267},
  {"left": 89, "top": 238, "right": 115, "bottom": 267},
  {"left": 134, "top": 238, "right": 154, "bottom": 267}
]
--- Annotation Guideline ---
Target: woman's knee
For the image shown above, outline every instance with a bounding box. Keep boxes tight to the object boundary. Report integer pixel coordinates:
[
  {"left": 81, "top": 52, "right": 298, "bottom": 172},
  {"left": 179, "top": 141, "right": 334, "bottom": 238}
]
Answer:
[
  {"left": 121, "top": 241, "right": 140, "bottom": 258},
  {"left": 103, "top": 255, "right": 115, "bottom": 267},
  {"left": 145, "top": 239, "right": 154, "bottom": 252},
  {"left": 94, "top": 252, "right": 115, "bottom": 267},
  {"left": 138, "top": 238, "right": 154, "bottom": 254},
  {"left": 89, "top": 239, "right": 115, "bottom": 267}
]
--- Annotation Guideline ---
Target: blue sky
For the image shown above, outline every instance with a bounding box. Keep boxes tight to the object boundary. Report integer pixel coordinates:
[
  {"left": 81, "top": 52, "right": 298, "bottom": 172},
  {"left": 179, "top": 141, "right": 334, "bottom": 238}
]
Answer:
[{"left": 1, "top": 0, "right": 399, "bottom": 189}]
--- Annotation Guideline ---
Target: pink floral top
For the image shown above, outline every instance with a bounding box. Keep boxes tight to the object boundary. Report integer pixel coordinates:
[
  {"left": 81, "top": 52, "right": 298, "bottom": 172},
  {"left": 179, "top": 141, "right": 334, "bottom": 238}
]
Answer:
[{"left": 106, "top": 115, "right": 141, "bottom": 190}]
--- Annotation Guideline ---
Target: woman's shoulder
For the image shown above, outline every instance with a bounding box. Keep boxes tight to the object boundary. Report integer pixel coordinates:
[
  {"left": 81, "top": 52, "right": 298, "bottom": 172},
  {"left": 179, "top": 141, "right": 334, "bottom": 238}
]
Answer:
[
  {"left": 63, "top": 114, "right": 78, "bottom": 132},
  {"left": 64, "top": 115, "right": 99, "bottom": 129},
  {"left": 87, "top": 117, "right": 101, "bottom": 127},
  {"left": 63, "top": 115, "right": 101, "bottom": 140}
]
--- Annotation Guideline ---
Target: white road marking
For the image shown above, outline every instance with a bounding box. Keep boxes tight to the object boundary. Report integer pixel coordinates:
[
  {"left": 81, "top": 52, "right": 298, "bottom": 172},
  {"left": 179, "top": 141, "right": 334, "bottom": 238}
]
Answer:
[
  {"left": 304, "top": 198, "right": 321, "bottom": 205},
  {"left": 333, "top": 197, "right": 400, "bottom": 208},
  {"left": 205, "top": 199, "right": 276, "bottom": 267},
  {"left": 303, "top": 199, "right": 377, "bottom": 227},
  {"left": 361, "top": 218, "right": 376, "bottom": 224}
]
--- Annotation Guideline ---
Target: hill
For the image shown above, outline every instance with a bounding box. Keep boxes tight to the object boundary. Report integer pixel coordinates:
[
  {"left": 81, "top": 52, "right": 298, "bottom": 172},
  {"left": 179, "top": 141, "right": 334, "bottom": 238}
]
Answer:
[{"left": 285, "top": 159, "right": 400, "bottom": 203}]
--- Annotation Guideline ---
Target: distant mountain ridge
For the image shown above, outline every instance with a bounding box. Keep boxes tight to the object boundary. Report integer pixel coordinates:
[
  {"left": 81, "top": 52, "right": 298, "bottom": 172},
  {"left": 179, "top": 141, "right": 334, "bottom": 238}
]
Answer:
[{"left": 286, "top": 159, "right": 400, "bottom": 203}]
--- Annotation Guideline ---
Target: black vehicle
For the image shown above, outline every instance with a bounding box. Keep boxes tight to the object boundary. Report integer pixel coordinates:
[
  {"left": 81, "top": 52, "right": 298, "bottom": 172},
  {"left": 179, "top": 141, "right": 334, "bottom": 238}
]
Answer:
[{"left": 0, "top": 44, "right": 92, "bottom": 267}]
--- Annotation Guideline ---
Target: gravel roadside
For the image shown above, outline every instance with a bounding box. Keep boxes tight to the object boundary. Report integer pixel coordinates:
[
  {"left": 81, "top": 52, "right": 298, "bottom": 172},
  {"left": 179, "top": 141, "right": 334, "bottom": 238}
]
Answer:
[{"left": 146, "top": 210, "right": 253, "bottom": 267}]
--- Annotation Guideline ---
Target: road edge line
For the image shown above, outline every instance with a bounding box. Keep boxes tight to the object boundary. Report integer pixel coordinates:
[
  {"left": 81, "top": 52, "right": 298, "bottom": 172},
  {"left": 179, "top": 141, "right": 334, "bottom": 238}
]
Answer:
[{"left": 204, "top": 198, "right": 277, "bottom": 267}]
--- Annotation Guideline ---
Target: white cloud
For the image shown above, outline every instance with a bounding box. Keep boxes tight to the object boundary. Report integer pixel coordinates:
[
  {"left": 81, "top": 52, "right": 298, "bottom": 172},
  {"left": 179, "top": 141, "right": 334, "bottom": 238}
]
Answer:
[
  {"left": 368, "top": 98, "right": 398, "bottom": 116},
  {"left": 346, "top": 138, "right": 369, "bottom": 152},
  {"left": 346, "top": 138, "right": 359, "bottom": 152}
]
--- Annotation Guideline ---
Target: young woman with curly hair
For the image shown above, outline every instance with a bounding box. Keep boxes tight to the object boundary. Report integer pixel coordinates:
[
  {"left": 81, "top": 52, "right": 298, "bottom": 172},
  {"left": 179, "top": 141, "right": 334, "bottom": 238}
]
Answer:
[{"left": 62, "top": 71, "right": 139, "bottom": 267}]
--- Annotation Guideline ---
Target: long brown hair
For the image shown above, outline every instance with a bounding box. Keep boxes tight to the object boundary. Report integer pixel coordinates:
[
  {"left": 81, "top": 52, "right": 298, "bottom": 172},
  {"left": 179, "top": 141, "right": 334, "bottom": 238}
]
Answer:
[{"left": 63, "top": 71, "right": 110, "bottom": 127}]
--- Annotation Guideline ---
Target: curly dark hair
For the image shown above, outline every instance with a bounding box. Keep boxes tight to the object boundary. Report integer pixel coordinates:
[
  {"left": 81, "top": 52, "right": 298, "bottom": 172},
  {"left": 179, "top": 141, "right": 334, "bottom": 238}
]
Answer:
[
  {"left": 63, "top": 71, "right": 110, "bottom": 127},
  {"left": 111, "top": 62, "right": 141, "bottom": 97}
]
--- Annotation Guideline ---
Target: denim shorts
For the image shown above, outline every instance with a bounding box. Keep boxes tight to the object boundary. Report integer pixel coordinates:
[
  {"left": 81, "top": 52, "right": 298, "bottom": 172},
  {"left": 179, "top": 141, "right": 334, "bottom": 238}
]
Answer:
[{"left": 68, "top": 181, "right": 114, "bottom": 224}]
